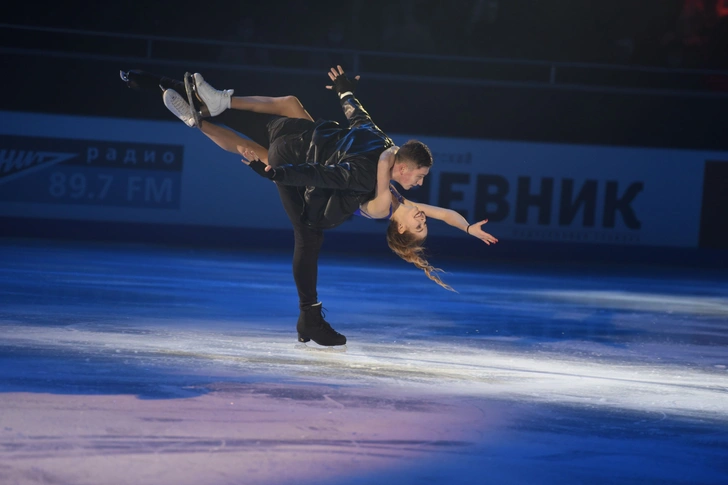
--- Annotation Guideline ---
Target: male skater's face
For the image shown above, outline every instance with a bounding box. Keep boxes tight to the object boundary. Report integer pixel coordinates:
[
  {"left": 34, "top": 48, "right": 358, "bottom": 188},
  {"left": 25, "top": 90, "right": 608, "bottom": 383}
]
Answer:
[{"left": 395, "top": 162, "right": 430, "bottom": 190}]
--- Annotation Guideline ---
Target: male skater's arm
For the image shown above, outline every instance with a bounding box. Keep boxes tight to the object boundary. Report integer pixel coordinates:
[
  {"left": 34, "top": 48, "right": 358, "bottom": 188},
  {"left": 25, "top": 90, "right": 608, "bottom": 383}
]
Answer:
[
  {"left": 244, "top": 151, "right": 377, "bottom": 193},
  {"left": 262, "top": 147, "right": 395, "bottom": 198}
]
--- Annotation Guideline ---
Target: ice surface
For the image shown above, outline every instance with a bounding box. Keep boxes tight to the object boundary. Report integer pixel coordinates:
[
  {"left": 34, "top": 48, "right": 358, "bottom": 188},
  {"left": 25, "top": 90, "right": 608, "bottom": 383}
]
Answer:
[{"left": 1, "top": 240, "right": 727, "bottom": 484}]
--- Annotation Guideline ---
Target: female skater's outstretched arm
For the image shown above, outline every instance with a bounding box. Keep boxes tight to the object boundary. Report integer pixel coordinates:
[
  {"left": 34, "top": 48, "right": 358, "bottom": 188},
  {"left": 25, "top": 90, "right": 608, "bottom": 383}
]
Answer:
[{"left": 416, "top": 203, "right": 498, "bottom": 245}]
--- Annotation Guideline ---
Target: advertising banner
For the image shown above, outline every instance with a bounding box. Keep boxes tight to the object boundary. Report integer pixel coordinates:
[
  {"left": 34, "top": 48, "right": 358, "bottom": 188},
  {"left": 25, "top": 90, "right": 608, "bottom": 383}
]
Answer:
[{"left": 1, "top": 111, "right": 723, "bottom": 248}]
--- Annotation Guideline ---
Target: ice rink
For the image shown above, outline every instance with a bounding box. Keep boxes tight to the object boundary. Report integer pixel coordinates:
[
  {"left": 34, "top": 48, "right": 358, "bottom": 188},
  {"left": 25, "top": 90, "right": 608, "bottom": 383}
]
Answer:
[{"left": 1, "top": 239, "right": 727, "bottom": 484}]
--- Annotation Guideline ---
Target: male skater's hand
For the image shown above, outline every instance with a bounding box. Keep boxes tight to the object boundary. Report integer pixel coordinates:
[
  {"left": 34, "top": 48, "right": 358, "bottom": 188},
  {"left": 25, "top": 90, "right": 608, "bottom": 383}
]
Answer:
[
  {"left": 241, "top": 149, "right": 280, "bottom": 181},
  {"left": 325, "top": 65, "right": 360, "bottom": 98}
]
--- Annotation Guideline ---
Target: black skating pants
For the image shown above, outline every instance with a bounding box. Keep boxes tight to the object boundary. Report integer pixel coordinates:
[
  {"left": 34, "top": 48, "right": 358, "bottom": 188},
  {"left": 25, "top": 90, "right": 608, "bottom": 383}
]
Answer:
[{"left": 216, "top": 111, "right": 323, "bottom": 308}]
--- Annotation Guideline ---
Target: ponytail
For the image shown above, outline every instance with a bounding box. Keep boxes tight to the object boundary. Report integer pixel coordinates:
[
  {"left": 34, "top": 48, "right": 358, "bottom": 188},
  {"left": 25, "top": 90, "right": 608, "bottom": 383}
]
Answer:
[{"left": 386, "top": 221, "right": 454, "bottom": 291}]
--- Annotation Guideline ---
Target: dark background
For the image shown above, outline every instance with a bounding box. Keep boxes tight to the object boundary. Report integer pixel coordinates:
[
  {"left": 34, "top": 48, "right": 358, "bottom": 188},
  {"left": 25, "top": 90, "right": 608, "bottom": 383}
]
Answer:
[
  {"left": 1, "top": 0, "right": 727, "bottom": 265},
  {"left": 2, "top": 0, "right": 727, "bottom": 148}
]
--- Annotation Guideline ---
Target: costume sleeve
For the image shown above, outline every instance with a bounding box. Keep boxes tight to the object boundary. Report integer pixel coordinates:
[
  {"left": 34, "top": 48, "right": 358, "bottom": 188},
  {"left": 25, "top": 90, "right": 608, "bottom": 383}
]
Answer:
[
  {"left": 339, "top": 95, "right": 378, "bottom": 130},
  {"left": 273, "top": 155, "right": 376, "bottom": 193}
]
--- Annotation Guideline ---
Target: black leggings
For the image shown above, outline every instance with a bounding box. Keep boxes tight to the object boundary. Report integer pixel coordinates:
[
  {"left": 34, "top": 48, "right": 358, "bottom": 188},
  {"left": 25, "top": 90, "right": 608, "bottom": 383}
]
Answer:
[{"left": 216, "top": 112, "right": 324, "bottom": 308}]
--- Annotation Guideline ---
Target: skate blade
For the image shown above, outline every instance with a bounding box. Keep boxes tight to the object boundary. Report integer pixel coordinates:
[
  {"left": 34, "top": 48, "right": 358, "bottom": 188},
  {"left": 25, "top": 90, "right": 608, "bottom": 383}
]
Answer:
[
  {"left": 295, "top": 342, "right": 347, "bottom": 353},
  {"left": 183, "top": 72, "right": 202, "bottom": 128},
  {"left": 185, "top": 72, "right": 212, "bottom": 118}
]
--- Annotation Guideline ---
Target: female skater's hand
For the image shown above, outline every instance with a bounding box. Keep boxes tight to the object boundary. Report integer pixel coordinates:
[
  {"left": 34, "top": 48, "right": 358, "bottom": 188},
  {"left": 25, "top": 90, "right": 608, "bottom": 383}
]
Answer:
[
  {"left": 378, "top": 146, "right": 398, "bottom": 171},
  {"left": 467, "top": 219, "right": 499, "bottom": 246},
  {"left": 325, "top": 65, "right": 360, "bottom": 96},
  {"left": 240, "top": 148, "right": 262, "bottom": 166}
]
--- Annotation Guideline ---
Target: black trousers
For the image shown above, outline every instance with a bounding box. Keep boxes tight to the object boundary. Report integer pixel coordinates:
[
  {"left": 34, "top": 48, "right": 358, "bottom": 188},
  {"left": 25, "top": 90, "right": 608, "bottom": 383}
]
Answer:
[
  {"left": 216, "top": 110, "right": 323, "bottom": 308},
  {"left": 127, "top": 71, "right": 324, "bottom": 308}
]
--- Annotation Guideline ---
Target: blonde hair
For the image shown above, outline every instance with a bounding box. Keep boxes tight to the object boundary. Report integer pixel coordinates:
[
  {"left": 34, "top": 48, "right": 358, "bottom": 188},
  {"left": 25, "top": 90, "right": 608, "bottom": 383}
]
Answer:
[{"left": 386, "top": 221, "right": 454, "bottom": 291}]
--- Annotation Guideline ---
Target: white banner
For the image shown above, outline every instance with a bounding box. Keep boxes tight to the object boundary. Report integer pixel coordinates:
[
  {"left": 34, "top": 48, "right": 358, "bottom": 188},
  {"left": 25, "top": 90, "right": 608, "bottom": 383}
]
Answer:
[{"left": 1, "top": 111, "right": 721, "bottom": 248}]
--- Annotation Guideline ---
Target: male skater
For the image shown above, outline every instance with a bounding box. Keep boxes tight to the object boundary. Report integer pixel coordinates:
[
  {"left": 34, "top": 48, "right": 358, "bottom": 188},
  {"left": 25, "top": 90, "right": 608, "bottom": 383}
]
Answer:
[{"left": 122, "top": 67, "right": 433, "bottom": 347}]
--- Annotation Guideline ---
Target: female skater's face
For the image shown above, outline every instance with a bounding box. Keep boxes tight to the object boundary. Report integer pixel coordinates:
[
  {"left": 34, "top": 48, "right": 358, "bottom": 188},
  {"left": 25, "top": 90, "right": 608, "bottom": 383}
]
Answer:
[{"left": 395, "top": 203, "right": 428, "bottom": 239}]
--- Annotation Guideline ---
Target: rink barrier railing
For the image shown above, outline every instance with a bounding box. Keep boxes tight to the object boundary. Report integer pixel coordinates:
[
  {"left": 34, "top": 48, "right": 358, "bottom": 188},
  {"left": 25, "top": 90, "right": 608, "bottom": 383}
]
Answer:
[{"left": 2, "top": 23, "right": 728, "bottom": 98}]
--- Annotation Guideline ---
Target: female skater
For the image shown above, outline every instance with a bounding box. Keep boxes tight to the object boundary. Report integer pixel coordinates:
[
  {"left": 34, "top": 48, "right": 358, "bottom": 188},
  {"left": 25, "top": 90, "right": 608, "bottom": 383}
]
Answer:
[{"left": 240, "top": 143, "right": 497, "bottom": 293}]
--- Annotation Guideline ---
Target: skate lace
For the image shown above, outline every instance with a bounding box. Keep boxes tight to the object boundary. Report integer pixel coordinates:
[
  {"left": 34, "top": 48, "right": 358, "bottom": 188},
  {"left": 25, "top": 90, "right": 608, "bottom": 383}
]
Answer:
[
  {"left": 318, "top": 306, "right": 340, "bottom": 335},
  {"left": 171, "top": 95, "right": 188, "bottom": 112}
]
